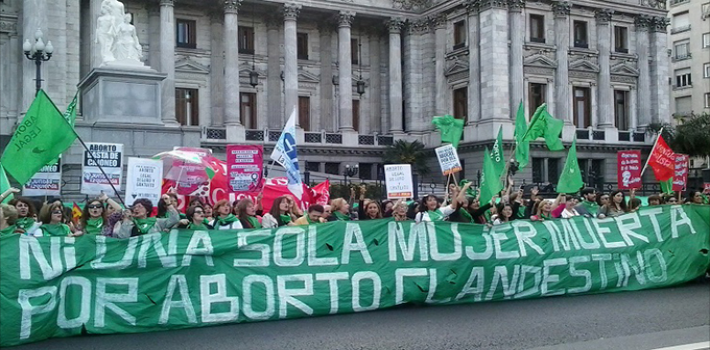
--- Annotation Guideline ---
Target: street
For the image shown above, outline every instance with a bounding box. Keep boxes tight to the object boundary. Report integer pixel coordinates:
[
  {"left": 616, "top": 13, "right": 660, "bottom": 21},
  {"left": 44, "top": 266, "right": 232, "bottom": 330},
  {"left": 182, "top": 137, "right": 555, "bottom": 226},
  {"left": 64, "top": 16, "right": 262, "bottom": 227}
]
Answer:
[{"left": 11, "top": 279, "right": 710, "bottom": 350}]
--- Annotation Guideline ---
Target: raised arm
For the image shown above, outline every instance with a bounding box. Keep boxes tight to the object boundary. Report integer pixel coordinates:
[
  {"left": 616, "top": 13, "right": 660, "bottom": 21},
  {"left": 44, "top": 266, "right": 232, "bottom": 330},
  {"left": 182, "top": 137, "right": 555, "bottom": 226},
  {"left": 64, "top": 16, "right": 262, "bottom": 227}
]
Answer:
[{"left": 0, "top": 187, "right": 20, "bottom": 203}]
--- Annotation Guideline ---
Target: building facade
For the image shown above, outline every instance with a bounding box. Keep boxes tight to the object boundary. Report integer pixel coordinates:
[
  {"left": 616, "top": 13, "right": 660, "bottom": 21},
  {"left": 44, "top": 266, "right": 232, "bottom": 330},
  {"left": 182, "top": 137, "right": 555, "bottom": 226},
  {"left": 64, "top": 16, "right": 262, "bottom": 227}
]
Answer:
[{"left": 0, "top": 0, "right": 671, "bottom": 196}]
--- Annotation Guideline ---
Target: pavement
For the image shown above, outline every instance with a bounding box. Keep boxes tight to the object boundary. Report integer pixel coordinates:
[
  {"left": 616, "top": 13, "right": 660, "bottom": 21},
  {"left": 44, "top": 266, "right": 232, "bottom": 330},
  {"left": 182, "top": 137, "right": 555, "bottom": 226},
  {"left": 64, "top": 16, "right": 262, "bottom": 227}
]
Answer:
[{"left": 11, "top": 279, "right": 710, "bottom": 350}]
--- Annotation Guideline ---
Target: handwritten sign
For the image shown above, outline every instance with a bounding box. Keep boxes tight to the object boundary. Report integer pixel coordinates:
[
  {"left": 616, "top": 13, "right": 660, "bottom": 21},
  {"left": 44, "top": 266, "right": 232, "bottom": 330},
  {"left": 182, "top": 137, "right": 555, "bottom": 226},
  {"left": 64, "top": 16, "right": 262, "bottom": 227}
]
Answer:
[
  {"left": 22, "top": 157, "right": 62, "bottom": 197},
  {"left": 125, "top": 158, "right": 163, "bottom": 206},
  {"left": 672, "top": 154, "right": 689, "bottom": 192},
  {"left": 81, "top": 143, "right": 123, "bottom": 195},
  {"left": 384, "top": 164, "right": 413, "bottom": 199},
  {"left": 226, "top": 145, "right": 264, "bottom": 193},
  {"left": 617, "top": 150, "right": 641, "bottom": 190},
  {"left": 435, "top": 144, "right": 462, "bottom": 176}
]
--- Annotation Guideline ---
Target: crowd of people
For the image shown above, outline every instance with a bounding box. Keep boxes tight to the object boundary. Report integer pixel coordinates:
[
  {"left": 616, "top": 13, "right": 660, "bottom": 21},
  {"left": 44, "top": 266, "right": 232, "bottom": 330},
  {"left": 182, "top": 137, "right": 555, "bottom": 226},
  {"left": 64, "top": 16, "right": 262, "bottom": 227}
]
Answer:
[{"left": 0, "top": 179, "right": 708, "bottom": 238}]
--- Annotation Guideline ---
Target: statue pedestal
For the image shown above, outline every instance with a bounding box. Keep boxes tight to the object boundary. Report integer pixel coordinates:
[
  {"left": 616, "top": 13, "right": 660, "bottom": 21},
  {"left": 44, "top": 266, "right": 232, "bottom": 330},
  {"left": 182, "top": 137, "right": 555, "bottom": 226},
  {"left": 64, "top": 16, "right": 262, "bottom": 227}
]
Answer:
[{"left": 79, "top": 67, "right": 166, "bottom": 125}]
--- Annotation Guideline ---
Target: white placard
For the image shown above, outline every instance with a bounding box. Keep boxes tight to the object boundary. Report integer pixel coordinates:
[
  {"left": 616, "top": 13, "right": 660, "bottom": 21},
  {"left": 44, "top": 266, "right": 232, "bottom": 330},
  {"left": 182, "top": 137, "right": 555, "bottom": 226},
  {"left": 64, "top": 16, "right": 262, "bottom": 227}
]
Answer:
[
  {"left": 22, "top": 156, "right": 62, "bottom": 197},
  {"left": 435, "top": 144, "right": 462, "bottom": 176},
  {"left": 81, "top": 142, "right": 124, "bottom": 195},
  {"left": 384, "top": 164, "right": 414, "bottom": 200},
  {"left": 125, "top": 157, "right": 163, "bottom": 206}
]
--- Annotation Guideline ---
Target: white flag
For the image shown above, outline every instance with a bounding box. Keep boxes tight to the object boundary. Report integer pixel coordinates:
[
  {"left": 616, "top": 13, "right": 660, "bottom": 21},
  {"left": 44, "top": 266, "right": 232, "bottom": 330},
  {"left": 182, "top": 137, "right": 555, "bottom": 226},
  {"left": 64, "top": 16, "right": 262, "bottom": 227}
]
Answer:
[{"left": 270, "top": 108, "right": 303, "bottom": 200}]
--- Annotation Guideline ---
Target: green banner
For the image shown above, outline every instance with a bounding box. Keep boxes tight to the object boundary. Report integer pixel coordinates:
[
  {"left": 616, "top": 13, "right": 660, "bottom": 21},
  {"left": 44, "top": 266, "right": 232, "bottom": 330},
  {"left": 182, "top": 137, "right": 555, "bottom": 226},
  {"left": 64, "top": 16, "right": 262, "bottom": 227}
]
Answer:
[{"left": 2, "top": 205, "right": 709, "bottom": 347}]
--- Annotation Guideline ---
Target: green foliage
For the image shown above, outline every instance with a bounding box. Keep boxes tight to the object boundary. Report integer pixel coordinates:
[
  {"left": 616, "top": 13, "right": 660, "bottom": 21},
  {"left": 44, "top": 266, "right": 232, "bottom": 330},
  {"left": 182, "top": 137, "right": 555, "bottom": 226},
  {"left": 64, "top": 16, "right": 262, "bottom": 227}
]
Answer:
[
  {"left": 383, "top": 140, "right": 431, "bottom": 176},
  {"left": 648, "top": 113, "right": 710, "bottom": 158}
]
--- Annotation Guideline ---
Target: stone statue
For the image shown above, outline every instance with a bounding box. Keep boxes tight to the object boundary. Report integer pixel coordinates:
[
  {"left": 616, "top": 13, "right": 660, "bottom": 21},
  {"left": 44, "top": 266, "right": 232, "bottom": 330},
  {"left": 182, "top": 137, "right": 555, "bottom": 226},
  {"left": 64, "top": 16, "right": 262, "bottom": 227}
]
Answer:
[
  {"left": 95, "top": 0, "right": 144, "bottom": 67},
  {"left": 96, "top": 5, "right": 116, "bottom": 63},
  {"left": 114, "top": 14, "right": 142, "bottom": 62}
]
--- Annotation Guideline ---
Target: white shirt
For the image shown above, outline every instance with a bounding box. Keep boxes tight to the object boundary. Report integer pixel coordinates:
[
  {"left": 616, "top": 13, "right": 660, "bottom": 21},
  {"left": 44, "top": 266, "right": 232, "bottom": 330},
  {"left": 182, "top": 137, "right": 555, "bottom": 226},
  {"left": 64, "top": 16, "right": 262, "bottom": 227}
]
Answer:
[
  {"left": 561, "top": 208, "right": 580, "bottom": 219},
  {"left": 415, "top": 205, "right": 456, "bottom": 223}
]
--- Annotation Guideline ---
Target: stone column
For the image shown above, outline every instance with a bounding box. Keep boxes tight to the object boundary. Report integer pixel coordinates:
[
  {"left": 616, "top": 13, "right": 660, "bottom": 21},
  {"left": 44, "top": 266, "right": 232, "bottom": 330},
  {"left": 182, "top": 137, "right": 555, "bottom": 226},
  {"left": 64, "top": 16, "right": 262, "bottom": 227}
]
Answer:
[
  {"left": 478, "top": 0, "right": 510, "bottom": 121},
  {"left": 224, "top": 0, "right": 242, "bottom": 128},
  {"left": 629, "top": 87, "right": 637, "bottom": 130},
  {"left": 148, "top": 4, "right": 161, "bottom": 71},
  {"left": 404, "top": 22, "right": 425, "bottom": 133},
  {"left": 160, "top": 0, "right": 178, "bottom": 125},
  {"left": 595, "top": 9, "right": 613, "bottom": 128},
  {"left": 386, "top": 18, "right": 404, "bottom": 134},
  {"left": 22, "top": 0, "right": 49, "bottom": 111},
  {"left": 553, "top": 1, "right": 571, "bottom": 123},
  {"left": 650, "top": 17, "right": 670, "bottom": 124},
  {"left": 634, "top": 15, "right": 652, "bottom": 129},
  {"left": 369, "top": 30, "right": 383, "bottom": 133},
  {"left": 433, "top": 14, "right": 447, "bottom": 116},
  {"left": 464, "top": 0, "right": 480, "bottom": 124},
  {"left": 318, "top": 20, "right": 335, "bottom": 132},
  {"left": 266, "top": 14, "right": 283, "bottom": 129},
  {"left": 283, "top": 3, "right": 301, "bottom": 121},
  {"left": 210, "top": 12, "right": 225, "bottom": 126},
  {"left": 338, "top": 11, "right": 356, "bottom": 132},
  {"left": 509, "top": 0, "right": 525, "bottom": 118}
]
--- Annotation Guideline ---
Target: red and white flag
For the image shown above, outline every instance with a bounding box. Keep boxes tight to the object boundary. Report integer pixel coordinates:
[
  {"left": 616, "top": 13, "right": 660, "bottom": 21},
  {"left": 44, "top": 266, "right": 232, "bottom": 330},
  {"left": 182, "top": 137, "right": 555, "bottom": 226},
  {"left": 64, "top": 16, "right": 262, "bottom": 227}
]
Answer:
[{"left": 647, "top": 134, "right": 676, "bottom": 182}]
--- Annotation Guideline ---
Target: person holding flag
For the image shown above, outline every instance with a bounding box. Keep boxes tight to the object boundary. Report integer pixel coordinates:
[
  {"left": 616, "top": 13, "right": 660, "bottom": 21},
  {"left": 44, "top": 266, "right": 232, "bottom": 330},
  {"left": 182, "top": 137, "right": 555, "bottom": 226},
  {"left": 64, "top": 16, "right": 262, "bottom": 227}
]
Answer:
[{"left": 270, "top": 108, "right": 304, "bottom": 203}]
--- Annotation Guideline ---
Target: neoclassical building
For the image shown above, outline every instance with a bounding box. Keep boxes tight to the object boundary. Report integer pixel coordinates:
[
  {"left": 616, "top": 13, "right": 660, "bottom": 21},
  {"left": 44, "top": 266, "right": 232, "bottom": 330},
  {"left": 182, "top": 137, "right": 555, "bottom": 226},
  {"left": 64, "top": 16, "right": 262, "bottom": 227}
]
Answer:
[{"left": 0, "top": 0, "right": 670, "bottom": 194}]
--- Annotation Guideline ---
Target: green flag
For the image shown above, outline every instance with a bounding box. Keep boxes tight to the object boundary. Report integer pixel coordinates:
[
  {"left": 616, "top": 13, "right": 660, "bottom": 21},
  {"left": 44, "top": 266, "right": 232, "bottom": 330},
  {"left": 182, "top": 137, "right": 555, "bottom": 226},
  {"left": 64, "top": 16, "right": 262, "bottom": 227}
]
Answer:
[
  {"left": 0, "top": 163, "right": 14, "bottom": 204},
  {"left": 490, "top": 126, "right": 505, "bottom": 178},
  {"left": 556, "top": 138, "right": 584, "bottom": 194},
  {"left": 514, "top": 101, "right": 530, "bottom": 169},
  {"left": 432, "top": 115, "right": 464, "bottom": 148},
  {"left": 660, "top": 178, "right": 674, "bottom": 195},
  {"left": 522, "top": 104, "right": 564, "bottom": 151},
  {"left": 0, "top": 90, "right": 77, "bottom": 185},
  {"left": 479, "top": 147, "right": 503, "bottom": 205},
  {"left": 63, "top": 91, "right": 78, "bottom": 127}
]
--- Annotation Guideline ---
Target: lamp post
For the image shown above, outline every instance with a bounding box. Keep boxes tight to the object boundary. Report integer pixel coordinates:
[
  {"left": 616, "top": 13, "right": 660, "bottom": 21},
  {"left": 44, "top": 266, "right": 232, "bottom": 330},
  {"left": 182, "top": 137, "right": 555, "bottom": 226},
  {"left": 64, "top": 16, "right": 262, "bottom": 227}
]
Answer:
[
  {"left": 343, "top": 164, "right": 359, "bottom": 186},
  {"left": 23, "top": 29, "right": 53, "bottom": 95},
  {"left": 248, "top": 1, "right": 259, "bottom": 88}
]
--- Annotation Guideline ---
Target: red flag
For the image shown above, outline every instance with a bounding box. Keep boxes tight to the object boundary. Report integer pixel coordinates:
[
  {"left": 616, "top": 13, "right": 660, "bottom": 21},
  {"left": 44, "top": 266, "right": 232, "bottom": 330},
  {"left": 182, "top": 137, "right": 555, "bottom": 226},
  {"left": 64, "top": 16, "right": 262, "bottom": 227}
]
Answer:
[
  {"left": 647, "top": 135, "right": 675, "bottom": 181},
  {"left": 72, "top": 202, "right": 82, "bottom": 224}
]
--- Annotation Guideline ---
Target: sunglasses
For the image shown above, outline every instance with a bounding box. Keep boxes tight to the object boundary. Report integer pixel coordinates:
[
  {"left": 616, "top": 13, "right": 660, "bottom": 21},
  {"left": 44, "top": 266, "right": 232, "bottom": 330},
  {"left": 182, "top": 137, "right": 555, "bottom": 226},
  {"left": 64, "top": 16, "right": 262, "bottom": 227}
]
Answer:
[
  {"left": 88, "top": 204, "right": 103, "bottom": 209},
  {"left": 194, "top": 210, "right": 204, "bottom": 214},
  {"left": 52, "top": 210, "right": 63, "bottom": 215}
]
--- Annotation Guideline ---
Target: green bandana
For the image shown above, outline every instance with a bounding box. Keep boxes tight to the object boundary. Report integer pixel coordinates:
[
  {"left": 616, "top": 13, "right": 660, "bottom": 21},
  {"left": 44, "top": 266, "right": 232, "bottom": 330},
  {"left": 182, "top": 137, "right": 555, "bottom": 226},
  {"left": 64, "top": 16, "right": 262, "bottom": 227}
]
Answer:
[
  {"left": 0, "top": 225, "right": 17, "bottom": 237},
  {"left": 246, "top": 216, "right": 262, "bottom": 229},
  {"left": 16, "top": 217, "right": 36, "bottom": 230},
  {"left": 84, "top": 218, "right": 104, "bottom": 235},
  {"left": 134, "top": 217, "right": 158, "bottom": 235},
  {"left": 458, "top": 208, "right": 474, "bottom": 223},
  {"left": 216, "top": 214, "right": 238, "bottom": 227},
  {"left": 187, "top": 222, "right": 207, "bottom": 230},
  {"left": 279, "top": 214, "right": 292, "bottom": 224},
  {"left": 306, "top": 215, "right": 321, "bottom": 224},
  {"left": 40, "top": 223, "right": 71, "bottom": 237},
  {"left": 334, "top": 211, "right": 350, "bottom": 221},
  {"left": 427, "top": 209, "right": 444, "bottom": 222},
  {"left": 541, "top": 213, "right": 552, "bottom": 220}
]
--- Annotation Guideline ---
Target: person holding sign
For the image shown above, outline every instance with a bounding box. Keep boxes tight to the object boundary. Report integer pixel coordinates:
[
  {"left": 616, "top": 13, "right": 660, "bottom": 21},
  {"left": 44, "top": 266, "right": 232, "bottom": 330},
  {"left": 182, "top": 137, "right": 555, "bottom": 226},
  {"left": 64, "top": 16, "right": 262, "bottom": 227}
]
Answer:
[
  {"left": 448, "top": 183, "right": 476, "bottom": 224},
  {"left": 116, "top": 195, "right": 179, "bottom": 238},
  {"left": 236, "top": 195, "right": 263, "bottom": 229},
  {"left": 38, "top": 203, "right": 83, "bottom": 237},
  {"left": 263, "top": 196, "right": 297, "bottom": 227},
  {"left": 210, "top": 200, "right": 243, "bottom": 230},
  {"left": 79, "top": 192, "right": 122, "bottom": 235},
  {"left": 357, "top": 185, "right": 383, "bottom": 221},
  {"left": 178, "top": 205, "right": 213, "bottom": 230},
  {"left": 415, "top": 194, "right": 458, "bottom": 222}
]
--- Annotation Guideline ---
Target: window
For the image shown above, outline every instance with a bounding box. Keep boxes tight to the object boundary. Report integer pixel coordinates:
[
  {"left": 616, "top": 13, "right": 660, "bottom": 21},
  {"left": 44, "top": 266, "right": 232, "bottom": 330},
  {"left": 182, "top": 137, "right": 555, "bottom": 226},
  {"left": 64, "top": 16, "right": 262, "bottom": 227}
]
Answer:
[
  {"left": 704, "top": 63, "right": 710, "bottom": 78},
  {"left": 547, "top": 158, "right": 560, "bottom": 184},
  {"left": 238, "top": 26, "right": 255, "bottom": 54},
  {"left": 175, "top": 88, "right": 199, "bottom": 126},
  {"left": 359, "top": 163, "right": 373, "bottom": 180},
  {"left": 704, "top": 33, "right": 710, "bottom": 48},
  {"left": 528, "top": 83, "right": 546, "bottom": 118},
  {"left": 532, "top": 158, "right": 544, "bottom": 183},
  {"left": 674, "top": 41, "right": 690, "bottom": 60},
  {"left": 351, "top": 39, "right": 359, "bottom": 65},
  {"left": 453, "top": 87, "right": 468, "bottom": 124},
  {"left": 305, "top": 162, "right": 320, "bottom": 173},
  {"left": 675, "top": 96, "right": 692, "bottom": 114},
  {"left": 453, "top": 20, "right": 466, "bottom": 49},
  {"left": 703, "top": 3, "right": 710, "bottom": 19},
  {"left": 573, "top": 87, "right": 591, "bottom": 128},
  {"left": 529, "top": 14, "right": 545, "bottom": 43},
  {"left": 614, "top": 26, "right": 628, "bottom": 53},
  {"left": 176, "top": 19, "right": 197, "bottom": 48},
  {"left": 297, "top": 33, "right": 308, "bottom": 60},
  {"left": 675, "top": 69, "right": 692, "bottom": 88},
  {"left": 614, "top": 90, "right": 629, "bottom": 131},
  {"left": 298, "top": 96, "right": 310, "bottom": 131},
  {"left": 671, "top": 12, "right": 690, "bottom": 34},
  {"left": 532, "top": 158, "right": 562, "bottom": 184},
  {"left": 578, "top": 159, "right": 604, "bottom": 185},
  {"left": 239, "top": 92, "right": 257, "bottom": 129},
  {"left": 324, "top": 162, "right": 340, "bottom": 175},
  {"left": 573, "top": 21, "right": 588, "bottom": 48},
  {"left": 352, "top": 100, "right": 360, "bottom": 133},
  {"left": 705, "top": 93, "right": 710, "bottom": 108}
]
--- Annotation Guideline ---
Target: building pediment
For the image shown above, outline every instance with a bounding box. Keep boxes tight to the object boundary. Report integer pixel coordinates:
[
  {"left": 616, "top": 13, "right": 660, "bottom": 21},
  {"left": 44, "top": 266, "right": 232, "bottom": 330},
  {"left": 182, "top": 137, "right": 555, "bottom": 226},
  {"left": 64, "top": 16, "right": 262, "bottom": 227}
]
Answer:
[
  {"left": 444, "top": 59, "right": 469, "bottom": 77},
  {"left": 175, "top": 58, "right": 210, "bottom": 74},
  {"left": 524, "top": 54, "right": 557, "bottom": 69},
  {"left": 238, "top": 63, "right": 267, "bottom": 77},
  {"left": 569, "top": 59, "right": 599, "bottom": 73},
  {"left": 610, "top": 62, "right": 639, "bottom": 77},
  {"left": 298, "top": 70, "right": 320, "bottom": 84}
]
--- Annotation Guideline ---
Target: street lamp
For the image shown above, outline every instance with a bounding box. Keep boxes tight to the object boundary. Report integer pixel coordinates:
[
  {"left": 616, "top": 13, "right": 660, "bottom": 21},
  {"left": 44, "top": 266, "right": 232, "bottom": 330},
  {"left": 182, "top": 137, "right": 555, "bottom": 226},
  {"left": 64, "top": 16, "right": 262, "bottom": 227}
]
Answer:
[
  {"left": 23, "top": 29, "right": 53, "bottom": 95},
  {"left": 248, "top": 1, "right": 259, "bottom": 88},
  {"left": 343, "top": 164, "right": 359, "bottom": 185}
]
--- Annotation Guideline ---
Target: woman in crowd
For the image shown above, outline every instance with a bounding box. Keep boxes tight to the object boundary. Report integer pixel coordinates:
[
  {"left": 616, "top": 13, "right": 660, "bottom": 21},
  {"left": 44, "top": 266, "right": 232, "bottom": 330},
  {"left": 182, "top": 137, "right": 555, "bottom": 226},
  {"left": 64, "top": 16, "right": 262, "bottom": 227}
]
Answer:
[
  {"left": 117, "top": 195, "right": 179, "bottom": 238},
  {"left": 158, "top": 192, "right": 184, "bottom": 219},
  {"left": 382, "top": 200, "right": 394, "bottom": 218},
  {"left": 468, "top": 194, "right": 496, "bottom": 224},
  {"left": 687, "top": 191, "right": 705, "bottom": 205},
  {"left": 596, "top": 192, "right": 610, "bottom": 207},
  {"left": 391, "top": 200, "right": 410, "bottom": 221},
  {"left": 236, "top": 195, "right": 263, "bottom": 229},
  {"left": 648, "top": 195, "right": 662, "bottom": 206},
  {"left": 285, "top": 195, "right": 304, "bottom": 219},
  {"left": 628, "top": 198, "right": 642, "bottom": 212},
  {"left": 524, "top": 187, "right": 543, "bottom": 219},
  {"left": 262, "top": 196, "right": 296, "bottom": 228},
  {"left": 560, "top": 196, "right": 581, "bottom": 218},
  {"left": 492, "top": 203, "right": 514, "bottom": 225},
  {"left": 323, "top": 204, "right": 335, "bottom": 222},
  {"left": 357, "top": 185, "right": 383, "bottom": 220},
  {"left": 210, "top": 200, "right": 243, "bottom": 230},
  {"left": 415, "top": 193, "right": 458, "bottom": 222},
  {"left": 10, "top": 197, "right": 41, "bottom": 234},
  {"left": 597, "top": 190, "right": 628, "bottom": 218},
  {"left": 446, "top": 183, "right": 475, "bottom": 224},
  {"left": 203, "top": 202, "right": 214, "bottom": 222},
  {"left": 178, "top": 205, "right": 212, "bottom": 230},
  {"left": 294, "top": 204, "right": 326, "bottom": 225},
  {"left": 80, "top": 192, "right": 122, "bottom": 235},
  {"left": 530, "top": 200, "right": 554, "bottom": 221},
  {"left": 39, "top": 202, "right": 83, "bottom": 237},
  {"left": 330, "top": 198, "right": 353, "bottom": 221},
  {"left": 665, "top": 195, "right": 678, "bottom": 204},
  {"left": 1, "top": 204, "right": 19, "bottom": 236}
]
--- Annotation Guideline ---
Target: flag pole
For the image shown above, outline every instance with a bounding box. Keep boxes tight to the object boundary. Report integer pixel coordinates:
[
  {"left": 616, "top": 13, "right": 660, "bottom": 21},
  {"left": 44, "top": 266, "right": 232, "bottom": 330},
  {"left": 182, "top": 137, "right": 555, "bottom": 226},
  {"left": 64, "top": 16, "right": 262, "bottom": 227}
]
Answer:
[{"left": 640, "top": 127, "right": 664, "bottom": 178}]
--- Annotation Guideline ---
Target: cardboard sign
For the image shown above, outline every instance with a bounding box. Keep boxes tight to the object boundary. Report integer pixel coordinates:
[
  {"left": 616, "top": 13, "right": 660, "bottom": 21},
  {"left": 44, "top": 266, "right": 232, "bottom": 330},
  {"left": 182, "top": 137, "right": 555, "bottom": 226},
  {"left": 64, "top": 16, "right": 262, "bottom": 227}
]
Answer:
[
  {"left": 81, "top": 143, "right": 123, "bottom": 195},
  {"left": 226, "top": 145, "right": 264, "bottom": 193},
  {"left": 384, "top": 164, "right": 414, "bottom": 199},
  {"left": 22, "top": 157, "right": 62, "bottom": 197},
  {"left": 435, "top": 144, "right": 462, "bottom": 176},
  {"left": 125, "top": 158, "right": 163, "bottom": 206},
  {"left": 617, "top": 150, "right": 642, "bottom": 189},
  {"left": 672, "top": 154, "right": 689, "bottom": 191}
]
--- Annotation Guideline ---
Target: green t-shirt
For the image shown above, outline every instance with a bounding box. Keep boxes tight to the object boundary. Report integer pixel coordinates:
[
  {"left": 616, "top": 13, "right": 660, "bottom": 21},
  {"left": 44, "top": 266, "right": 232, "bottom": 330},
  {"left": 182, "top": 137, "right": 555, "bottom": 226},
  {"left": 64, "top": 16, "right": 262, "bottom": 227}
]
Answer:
[{"left": 580, "top": 201, "right": 599, "bottom": 216}]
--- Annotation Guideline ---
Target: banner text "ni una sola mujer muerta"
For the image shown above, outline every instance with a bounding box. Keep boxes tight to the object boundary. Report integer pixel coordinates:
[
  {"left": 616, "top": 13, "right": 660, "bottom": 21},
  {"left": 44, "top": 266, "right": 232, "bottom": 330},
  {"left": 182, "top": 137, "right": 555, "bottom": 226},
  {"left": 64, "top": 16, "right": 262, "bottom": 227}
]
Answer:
[{"left": 1, "top": 205, "right": 709, "bottom": 346}]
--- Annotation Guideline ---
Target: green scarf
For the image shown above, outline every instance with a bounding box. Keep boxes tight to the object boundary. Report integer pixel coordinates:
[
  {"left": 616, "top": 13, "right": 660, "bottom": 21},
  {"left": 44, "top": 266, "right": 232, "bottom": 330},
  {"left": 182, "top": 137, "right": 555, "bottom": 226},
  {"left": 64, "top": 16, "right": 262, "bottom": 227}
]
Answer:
[
  {"left": 84, "top": 218, "right": 104, "bottom": 235},
  {"left": 40, "top": 223, "right": 71, "bottom": 237},
  {"left": 134, "top": 217, "right": 158, "bottom": 235},
  {"left": 458, "top": 208, "right": 474, "bottom": 223},
  {"left": 187, "top": 222, "right": 207, "bottom": 230},
  {"left": 279, "top": 214, "right": 292, "bottom": 225},
  {"left": 246, "top": 216, "right": 262, "bottom": 229},
  {"left": 16, "top": 217, "right": 36, "bottom": 230},
  {"left": 334, "top": 211, "right": 350, "bottom": 221},
  {"left": 427, "top": 209, "right": 444, "bottom": 222},
  {"left": 306, "top": 215, "right": 321, "bottom": 224},
  {"left": 0, "top": 225, "right": 17, "bottom": 236},
  {"left": 216, "top": 214, "right": 238, "bottom": 227},
  {"left": 541, "top": 213, "right": 552, "bottom": 220}
]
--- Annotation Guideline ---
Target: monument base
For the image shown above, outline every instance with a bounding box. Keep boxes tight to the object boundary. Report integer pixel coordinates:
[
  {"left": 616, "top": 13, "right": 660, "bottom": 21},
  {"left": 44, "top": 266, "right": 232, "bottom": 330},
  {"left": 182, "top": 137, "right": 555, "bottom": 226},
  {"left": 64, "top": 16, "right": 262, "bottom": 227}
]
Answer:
[{"left": 79, "top": 68, "right": 167, "bottom": 125}]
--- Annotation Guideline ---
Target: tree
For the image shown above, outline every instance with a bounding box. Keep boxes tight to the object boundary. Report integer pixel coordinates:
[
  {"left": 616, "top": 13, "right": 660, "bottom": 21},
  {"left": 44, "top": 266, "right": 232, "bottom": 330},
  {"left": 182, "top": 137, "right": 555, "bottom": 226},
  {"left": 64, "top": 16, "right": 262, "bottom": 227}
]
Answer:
[
  {"left": 648, "top": 112, "right": 710, "bottom": 158},
  {"left": 383, "top": 140, "right": 430, "bottom": 176}
]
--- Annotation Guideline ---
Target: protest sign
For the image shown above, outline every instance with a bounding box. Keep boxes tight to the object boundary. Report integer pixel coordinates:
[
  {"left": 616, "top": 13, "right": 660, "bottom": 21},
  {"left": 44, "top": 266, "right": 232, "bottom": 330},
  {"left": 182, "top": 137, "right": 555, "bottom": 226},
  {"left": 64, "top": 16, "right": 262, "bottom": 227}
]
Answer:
[
  {"left": 617, "top": 150, "right": 641, "bottom": 190},
  {"left": 125, "top": 158, "right": 163, "bottom": 206},
  {"left": 227, "top": 145, "right": 264, "bottom": 193},
  {"left": 435, "top": 144, "right": 462, "bottom": 176},
  {"left": 385, "top": 164, "right": 414, "bottom": 199},
  {"left": 672, "top": 154, "right": 689, "bottom": 192},
  {"left": 81, "top": 143, "right": 123, "bottom": 195},
  {"left": 1, "top": 205, "right": 709, "bottom": 347},
  {"left": 22, "top": 157, "right": 62, "bottom": 197}
]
